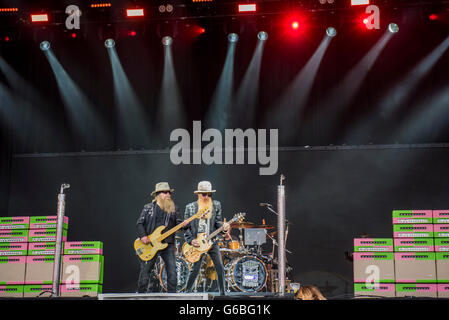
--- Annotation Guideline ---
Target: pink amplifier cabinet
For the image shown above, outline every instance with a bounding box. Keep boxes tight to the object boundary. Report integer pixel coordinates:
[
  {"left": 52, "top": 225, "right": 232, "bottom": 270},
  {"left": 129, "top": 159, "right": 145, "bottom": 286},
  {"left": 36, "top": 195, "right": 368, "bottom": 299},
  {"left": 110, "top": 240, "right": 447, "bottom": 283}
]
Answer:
[
  {"left": 28, "top": 242, "right": 57, "bottom": 255},
  {"left": 433, "top": 210, "right": 449, "bottom": 224},
  {"left": 0, "top": 217, "right": 29, "bottom": 230},
  {"left": 60, "top": 283, "right": 102, "bottom": 297},
  {"left": 0, "top": 256, "right": 26, "bottom": 285},
  {"left": 29, "top": 216, "right": 69, "bottom": 229},
  {"left": 24, "top": 255, "right": 59, "bottom": 285},
  {"left": 0, "top": 243, "right": 28, "bottom": 256},
  {"left": 436, "top": 253, "right": 449, "bottom": 283},
  {"left": 435, "top": 238, "right": 449, "bottom": 252},
  {"left": 64, "top": 241, "right": 103, "bottom": 255},
  {"left": 354, "top": 283, "right": 395, "bottom": 298},
  {"left": 353, "top": 252, "right": 395, "bottom": 283},
  {"left": 393, "top": 224, "right": 433, "bottom": 238},
  {"left": 393, "top": 238, "right": 434, "bottom": 252},
  {"left": 0, "top": 285, "right": 23, "bottom": 298},
  {"left": 0, "top": 229, "right": 28, "bottom": 243},
  {"left": 394, "top": 252, "right": 436, "bottom": 283},
  {"left": 437, "top": 284, "right": 449, "bottom": 298},
  {"left": 395, "top": 284, "right": 438, "bottom": 298},
  {"left": 434, "top": 225, "right": 449, "bottom": 238},
  {"left": 354, "top": 238, "right": 393, "bottom": 252},
  {"left": 392, "top": 210, "right": 433, "bottom": 224},
  {"left": 28, "top": 228, "right": 67, "bottom": 242},
  {"left": 23, "top": 284, "right": 53, "bottom": 298}
]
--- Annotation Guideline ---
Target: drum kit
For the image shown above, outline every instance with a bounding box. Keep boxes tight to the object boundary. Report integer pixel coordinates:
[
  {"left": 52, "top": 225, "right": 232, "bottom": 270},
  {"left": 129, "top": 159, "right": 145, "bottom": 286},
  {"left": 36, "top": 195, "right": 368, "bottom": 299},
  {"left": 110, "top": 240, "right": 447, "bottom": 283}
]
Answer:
[{"left": 154, "top": 219, "right": 287, "bottom": 294}]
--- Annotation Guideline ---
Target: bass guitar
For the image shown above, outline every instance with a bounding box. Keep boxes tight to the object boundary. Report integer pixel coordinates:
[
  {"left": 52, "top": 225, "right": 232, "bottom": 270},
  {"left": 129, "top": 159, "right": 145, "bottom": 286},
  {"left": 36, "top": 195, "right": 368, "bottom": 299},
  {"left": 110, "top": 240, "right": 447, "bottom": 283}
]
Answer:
[
  {"left": 182, "top": 212, "right": 246, "bottom": 263},
  {"left": 134, "top": 207, "right": 210, "bottom": 261}
]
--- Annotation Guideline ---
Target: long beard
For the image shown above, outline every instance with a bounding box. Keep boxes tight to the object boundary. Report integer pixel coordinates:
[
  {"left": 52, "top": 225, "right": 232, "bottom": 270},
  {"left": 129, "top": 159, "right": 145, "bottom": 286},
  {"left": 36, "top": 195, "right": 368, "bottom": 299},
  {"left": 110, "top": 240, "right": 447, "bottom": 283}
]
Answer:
[
  {"left": 198, "top": 197, "right": 212, "bottom": 218},
  {"left": 157, "top": 197, "right": 175, "bottom": 214}
]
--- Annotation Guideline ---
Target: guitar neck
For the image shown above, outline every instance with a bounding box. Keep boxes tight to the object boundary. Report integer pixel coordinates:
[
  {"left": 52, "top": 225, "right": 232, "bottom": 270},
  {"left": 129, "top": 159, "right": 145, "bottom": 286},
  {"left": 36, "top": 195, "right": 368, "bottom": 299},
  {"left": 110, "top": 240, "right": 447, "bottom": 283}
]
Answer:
[
  {"left": 206, "top": 217, "right": 238, "bottom": 241},
  {"left": 159, "top": 213, "right": 198, "bottom": 241}
]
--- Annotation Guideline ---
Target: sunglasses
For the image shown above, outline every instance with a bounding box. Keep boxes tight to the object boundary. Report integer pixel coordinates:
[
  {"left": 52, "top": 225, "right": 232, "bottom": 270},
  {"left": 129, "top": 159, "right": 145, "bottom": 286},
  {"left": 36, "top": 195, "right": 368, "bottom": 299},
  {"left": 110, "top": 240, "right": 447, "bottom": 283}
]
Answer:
[
  {"left": 200, "top": 193, "right": 212, "bottom": 197},
  {"left": 158, "top": 191, "right": 171, "bottom": 195}
]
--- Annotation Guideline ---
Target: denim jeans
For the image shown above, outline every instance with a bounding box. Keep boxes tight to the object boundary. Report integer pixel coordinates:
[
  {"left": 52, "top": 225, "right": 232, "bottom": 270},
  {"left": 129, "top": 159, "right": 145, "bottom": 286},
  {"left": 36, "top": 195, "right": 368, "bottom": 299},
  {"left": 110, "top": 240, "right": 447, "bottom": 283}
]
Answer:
[
  {"left": 185, "top": 243, "right": 226, "bottom": 295},
  {"left": 137, "top": 243, "right": 177, "bottom": 293}
]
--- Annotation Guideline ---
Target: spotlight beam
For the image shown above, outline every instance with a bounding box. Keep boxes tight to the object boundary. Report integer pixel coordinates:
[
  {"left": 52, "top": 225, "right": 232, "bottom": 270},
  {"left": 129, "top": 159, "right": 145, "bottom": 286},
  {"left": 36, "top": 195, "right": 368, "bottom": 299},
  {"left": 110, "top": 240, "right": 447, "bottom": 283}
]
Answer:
[
  {"left": 106, "top": 45, "right": 150, "bottom": 148},
  {"left": 157, "top": 40, "right": 187, "bottom": 142},
  {"left": 206, "top": 39, "right": 237, "bottom": 131},
  {"left": 310, "top": 30, "right": 393, "bottom": 142},
  {"left": 231, "top": 35, "right": 267, "bottom": 128},
  {"left": 342, "top": 34, "right": 449, "bottom": 145},
  {"left": 267, "top": 34, "right": 333, "bottom": 142},
  {"left": 42, "top": 48, "right": 109, "bottom": 149}
]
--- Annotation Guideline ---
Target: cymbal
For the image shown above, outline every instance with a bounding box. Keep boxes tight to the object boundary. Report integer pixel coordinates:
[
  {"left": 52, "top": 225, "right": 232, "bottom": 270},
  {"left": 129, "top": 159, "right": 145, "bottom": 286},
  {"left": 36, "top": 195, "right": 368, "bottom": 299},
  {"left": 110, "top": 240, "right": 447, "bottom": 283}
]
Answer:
[
  {"left": 256, "top": 224, "right": 275, "bottom": 230},
  {"left": 268, "top": 231, "right": 278, "bottom": 237},
  {"left": 230, "top": 221, "right": 256, "bottom": 228}
]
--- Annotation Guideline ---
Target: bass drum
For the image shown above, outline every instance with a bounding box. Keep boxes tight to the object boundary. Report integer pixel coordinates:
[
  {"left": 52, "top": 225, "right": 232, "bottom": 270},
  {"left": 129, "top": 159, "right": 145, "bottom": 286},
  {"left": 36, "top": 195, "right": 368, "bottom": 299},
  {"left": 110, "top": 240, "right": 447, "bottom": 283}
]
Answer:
[
  {"left": 225, "top": 255, "right": 267, "bottom": 292},
  {"left": 159, "top": 257, "right": 191, "bottom": 292}
]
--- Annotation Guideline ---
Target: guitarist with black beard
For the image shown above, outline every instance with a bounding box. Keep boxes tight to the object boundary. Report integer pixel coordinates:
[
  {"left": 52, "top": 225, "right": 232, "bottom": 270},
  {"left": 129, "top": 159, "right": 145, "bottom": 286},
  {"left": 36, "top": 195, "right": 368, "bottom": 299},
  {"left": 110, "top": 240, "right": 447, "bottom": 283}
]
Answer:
[
  {"left": 184, "top": 181, "right": 230, "bottom": 296},
  {"left": 136, "top": 182, "right": 189, "bottom": 293}
]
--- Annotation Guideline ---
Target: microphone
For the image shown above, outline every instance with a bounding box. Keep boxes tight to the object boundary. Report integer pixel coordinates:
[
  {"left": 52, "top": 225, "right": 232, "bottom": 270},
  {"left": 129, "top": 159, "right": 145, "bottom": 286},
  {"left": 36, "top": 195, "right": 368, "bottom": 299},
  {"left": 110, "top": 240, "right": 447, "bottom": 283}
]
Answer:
[{"left": 259, "top": 203, "right": 272, "bottom": 207}]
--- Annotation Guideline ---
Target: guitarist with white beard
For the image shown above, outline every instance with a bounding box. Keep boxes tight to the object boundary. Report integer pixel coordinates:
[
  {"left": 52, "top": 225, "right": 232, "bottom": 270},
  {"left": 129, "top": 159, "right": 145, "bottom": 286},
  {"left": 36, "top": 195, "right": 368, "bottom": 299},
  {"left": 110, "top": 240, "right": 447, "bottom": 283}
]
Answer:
[
  {"left": 184, "top": 181, "right": 230, "bottom": 296},
  {"left": 136, "top": 182, "right": 189, "bottom": 293}
]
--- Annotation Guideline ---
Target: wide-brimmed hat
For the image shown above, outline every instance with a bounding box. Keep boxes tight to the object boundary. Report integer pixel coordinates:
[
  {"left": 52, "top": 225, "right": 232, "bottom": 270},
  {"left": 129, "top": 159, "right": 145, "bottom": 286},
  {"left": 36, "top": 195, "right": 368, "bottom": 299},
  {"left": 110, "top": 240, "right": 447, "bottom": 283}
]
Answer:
[
  {"left": 151, "top": 182, "right": 174, "bottom": 196},
  {"left": 194, "top": 181, "right": 216, "bottom": 194}
]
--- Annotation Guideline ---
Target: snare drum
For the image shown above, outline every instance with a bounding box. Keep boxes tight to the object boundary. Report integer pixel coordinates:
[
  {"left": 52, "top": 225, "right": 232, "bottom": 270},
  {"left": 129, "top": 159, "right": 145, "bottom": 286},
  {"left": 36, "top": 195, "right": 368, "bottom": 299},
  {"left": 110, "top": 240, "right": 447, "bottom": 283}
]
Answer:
[
  {"left": 225, "top": 255, "right": 267, "bottom": 292},
  {"left": 228, "top": 240, "right": 240, "bottom": 250}
]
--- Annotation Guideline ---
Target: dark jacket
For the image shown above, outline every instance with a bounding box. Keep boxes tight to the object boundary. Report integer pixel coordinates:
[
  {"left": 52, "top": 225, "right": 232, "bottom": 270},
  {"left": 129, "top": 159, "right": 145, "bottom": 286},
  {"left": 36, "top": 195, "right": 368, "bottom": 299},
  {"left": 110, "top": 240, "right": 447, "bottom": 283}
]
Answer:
[
  {"left": 184, "top": 200, "right": 223, "bottom": 245},
  {"left": 136, "top": 202, "right": 183, "bottom": 244}
]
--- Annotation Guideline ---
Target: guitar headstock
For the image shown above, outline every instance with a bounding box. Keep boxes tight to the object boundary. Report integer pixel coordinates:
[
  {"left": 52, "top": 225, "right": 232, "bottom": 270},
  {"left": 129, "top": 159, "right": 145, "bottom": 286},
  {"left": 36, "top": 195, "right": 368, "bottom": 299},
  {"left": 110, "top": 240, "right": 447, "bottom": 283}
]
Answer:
[{"left": 233, "top": 212, "right": 246, "bottom": 222}]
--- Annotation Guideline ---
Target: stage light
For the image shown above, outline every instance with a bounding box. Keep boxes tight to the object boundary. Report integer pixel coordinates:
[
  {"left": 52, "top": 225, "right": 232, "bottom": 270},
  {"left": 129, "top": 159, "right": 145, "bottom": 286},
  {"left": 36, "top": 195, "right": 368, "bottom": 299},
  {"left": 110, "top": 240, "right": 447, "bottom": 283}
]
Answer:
[
  {"left": 238, "top": 4, "right": 257, "bottom": 13},
  {"left": 429, "top": 14, "right": 439, "bottom": 21},
  {"left": 40, "top": 41, "right": 50, "bottom": 51},
  {"left": 257, "top": 31, "right": 268, "bottom": 41},
  {"left": 129, "top": 30, "right": 137, "bottom": 37},
  {"left": 326, "top": 27, "right": 337, "bottom": 37},
  {"left": 0, "top": 8, "right": 18, "bottom": 12},
  {"left": 388, "top": 23, "right": 399, "bottom": 33},
  {"left": 126, "top": 9, "right": 144, "bottom": 17},
  {"left": 104, "top": 38, "right": 115, "bottom": 48},
  {"left": 4, "top": 36, "right": 10, "bottom": 42},
  {"left": 31, "top": 14, "right": 49, "bottom": 22},
  {"left": 351, "top": 0, "right": 369, "bottom": 5},
  {"left": 91, "top": 3, "right": 111, "bottom": 8},
  {"left": 228, "top": 33, "right": 239, "bottom": 43},
  {"left": 291, "top": 21, "right": 299, "bottom": 30},
  {"left": 71, "top": 33, "right": 77, "bottom": 38},
  {"left": 162, "top": 36, "right": 173, "bottom": 46}
]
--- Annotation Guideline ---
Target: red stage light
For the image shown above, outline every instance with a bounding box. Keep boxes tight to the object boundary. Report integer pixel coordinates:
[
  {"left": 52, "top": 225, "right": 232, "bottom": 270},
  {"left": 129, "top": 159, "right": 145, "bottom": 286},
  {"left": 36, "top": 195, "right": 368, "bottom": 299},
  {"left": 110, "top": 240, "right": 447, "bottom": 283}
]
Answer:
[
  {"left": 71, "top": 33, "right": 77, "bottom": 38},
  {"left": 291, "top": 21, "right": 299, "bottom": 30},
  {"left": 238, "top": 4, "right": 257, "bottom": 13},
  {"left": 429, "top": 14, "right": 439, "bottom": 21},
  {"left": 31, "top": 14, "right": 49, "bottom": 22},
  {"left": 4, "top": 36, "right": 10, "bottom": 42},
  {"left": 126, "top": 8, "right": 144, "bottom": 17},
  {"left": 129, "top": 30, "right": 137, "bottom": 36}
]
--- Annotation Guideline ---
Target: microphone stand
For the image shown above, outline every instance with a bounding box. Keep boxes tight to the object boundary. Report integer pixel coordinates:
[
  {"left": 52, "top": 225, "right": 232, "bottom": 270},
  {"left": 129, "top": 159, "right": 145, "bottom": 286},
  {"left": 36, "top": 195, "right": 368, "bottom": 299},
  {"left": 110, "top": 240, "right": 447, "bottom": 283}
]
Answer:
[{"left": 51, "top": 183, "right": 70, "bottom": 297}]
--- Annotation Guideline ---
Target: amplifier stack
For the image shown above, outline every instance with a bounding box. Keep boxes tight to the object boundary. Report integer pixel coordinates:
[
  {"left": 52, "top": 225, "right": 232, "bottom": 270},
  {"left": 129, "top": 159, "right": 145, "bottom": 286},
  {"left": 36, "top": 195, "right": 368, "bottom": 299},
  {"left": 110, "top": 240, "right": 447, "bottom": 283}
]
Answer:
[
  {"left": 353, "top": 210, "right": 449, "bottom": 298},
  {"left": 0, "top": 215, "right": 103, "bottom": 298}
]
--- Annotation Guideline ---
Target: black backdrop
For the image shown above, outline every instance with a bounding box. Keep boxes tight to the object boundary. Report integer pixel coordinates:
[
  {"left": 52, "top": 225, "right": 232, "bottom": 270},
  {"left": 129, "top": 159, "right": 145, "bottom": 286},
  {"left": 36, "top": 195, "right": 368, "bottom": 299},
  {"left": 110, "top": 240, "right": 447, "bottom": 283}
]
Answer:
[{"left": 7, "top": 145, "right": 449, "bottom": 296}]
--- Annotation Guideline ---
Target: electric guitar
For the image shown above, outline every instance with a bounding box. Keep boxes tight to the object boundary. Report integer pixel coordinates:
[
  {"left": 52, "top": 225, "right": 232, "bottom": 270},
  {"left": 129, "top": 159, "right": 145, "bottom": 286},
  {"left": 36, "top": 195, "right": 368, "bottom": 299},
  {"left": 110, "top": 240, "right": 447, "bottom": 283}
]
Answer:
[
  {"left": 182, "top": 212, "right": 246, "bottom": 263},
  {"left": 134, "top": 207, "right": 210, "bottom": 261}
]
